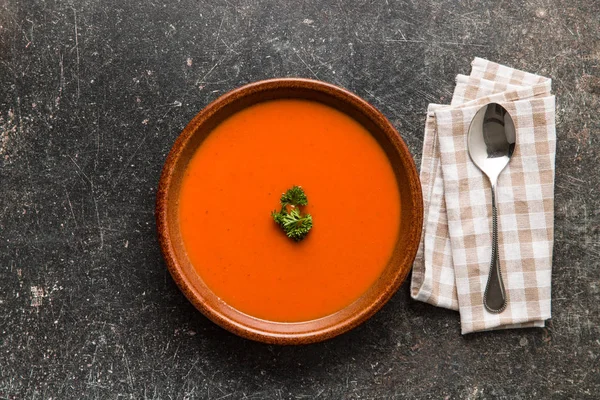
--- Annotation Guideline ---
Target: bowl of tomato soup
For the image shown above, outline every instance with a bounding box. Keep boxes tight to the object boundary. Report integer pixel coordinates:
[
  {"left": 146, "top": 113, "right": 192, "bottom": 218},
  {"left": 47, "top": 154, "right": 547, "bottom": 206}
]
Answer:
[{"left": 156, "top": 78, "right": 422, "bottom": 344}]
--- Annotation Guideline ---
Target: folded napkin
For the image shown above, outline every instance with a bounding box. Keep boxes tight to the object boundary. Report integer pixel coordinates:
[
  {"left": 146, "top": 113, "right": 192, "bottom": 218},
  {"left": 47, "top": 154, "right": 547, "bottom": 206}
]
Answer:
[{"left": 411, "top": 58, "right": 556, "bottom": 334}]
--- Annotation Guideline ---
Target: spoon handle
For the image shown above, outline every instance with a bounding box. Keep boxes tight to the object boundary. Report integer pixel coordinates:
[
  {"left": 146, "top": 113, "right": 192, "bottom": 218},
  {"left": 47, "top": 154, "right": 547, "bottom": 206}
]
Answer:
[{"left": 484, "top": 184, "right": 507, "bottom": 313}]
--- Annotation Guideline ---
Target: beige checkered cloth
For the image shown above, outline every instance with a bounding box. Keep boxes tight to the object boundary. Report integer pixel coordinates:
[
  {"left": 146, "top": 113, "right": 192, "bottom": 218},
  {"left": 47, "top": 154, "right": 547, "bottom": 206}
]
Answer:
[{"left": 410, "top": 58, "right": 556, "bottom": 334}]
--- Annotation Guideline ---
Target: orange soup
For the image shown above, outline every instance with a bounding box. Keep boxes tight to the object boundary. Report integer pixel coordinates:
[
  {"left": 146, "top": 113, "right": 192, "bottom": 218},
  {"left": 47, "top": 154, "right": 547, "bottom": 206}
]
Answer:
[{"left": 178, "top": 99, "right": 401, "bottom": 322}]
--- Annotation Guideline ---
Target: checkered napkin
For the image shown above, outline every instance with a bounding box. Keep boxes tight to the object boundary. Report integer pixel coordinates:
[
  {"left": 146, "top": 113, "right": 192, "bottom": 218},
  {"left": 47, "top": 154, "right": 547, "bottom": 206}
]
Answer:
[{"left": 410, "top": 58, "right": 556, "bottom": 334}]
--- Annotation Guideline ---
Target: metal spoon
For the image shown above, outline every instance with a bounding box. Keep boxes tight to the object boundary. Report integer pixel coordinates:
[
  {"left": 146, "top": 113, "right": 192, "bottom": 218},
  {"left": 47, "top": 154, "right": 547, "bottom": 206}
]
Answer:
[{"left": 467, "top": 103, "right": 516, "bottom": 313}]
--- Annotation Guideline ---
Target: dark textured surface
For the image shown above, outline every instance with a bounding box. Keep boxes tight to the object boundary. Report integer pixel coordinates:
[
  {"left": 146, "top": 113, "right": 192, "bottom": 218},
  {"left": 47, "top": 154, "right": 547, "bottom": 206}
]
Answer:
[{"left": 1, "top": 0, "right": 599, "bottom": 398}]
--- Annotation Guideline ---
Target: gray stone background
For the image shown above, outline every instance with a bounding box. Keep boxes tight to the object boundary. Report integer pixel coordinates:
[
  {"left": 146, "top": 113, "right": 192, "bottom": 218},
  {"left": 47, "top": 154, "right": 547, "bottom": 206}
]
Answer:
[{"left": 1, "top": 0, "right": 599, "bottom": 398}]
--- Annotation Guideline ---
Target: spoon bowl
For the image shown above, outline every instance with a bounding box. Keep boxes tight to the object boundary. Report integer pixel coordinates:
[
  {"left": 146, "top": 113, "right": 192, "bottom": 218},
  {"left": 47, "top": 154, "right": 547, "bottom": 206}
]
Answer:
[
  {"left": 468, "top": 103, "right": 516, "bottom": 185},
  {"left": 467, "top": 103, "right": 516, "bottom": 313}
]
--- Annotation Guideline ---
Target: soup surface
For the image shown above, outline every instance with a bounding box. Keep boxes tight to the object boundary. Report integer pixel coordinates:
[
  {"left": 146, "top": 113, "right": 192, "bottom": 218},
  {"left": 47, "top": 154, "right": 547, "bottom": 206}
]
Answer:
[{"left": 179, "top": 99, "right": 401, "bottom": 322}]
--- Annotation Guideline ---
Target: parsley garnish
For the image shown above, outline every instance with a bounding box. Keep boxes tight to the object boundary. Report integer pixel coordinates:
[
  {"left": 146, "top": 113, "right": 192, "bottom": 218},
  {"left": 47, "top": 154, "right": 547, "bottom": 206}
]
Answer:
[{"left": 271, "top": 186, "right": 313, "bottom": 241}]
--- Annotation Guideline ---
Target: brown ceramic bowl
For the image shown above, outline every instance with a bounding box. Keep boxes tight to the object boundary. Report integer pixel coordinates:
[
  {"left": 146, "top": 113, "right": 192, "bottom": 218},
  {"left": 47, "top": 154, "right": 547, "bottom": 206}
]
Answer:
[{"left": 156, "top": 78, "right": 423, "bottom": 345}]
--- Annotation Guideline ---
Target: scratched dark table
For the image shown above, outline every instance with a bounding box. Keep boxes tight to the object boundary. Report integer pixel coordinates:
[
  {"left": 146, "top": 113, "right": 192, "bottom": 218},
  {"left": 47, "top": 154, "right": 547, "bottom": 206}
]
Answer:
[{"left": 1, "top": 0, "right": 599, "bottom": 399}]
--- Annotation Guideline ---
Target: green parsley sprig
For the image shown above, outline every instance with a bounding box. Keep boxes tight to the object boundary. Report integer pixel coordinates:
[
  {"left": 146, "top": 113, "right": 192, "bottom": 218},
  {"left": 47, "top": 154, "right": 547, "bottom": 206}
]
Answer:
[{"left": 271, "top": 186, "right": 313, "bottom": 241}]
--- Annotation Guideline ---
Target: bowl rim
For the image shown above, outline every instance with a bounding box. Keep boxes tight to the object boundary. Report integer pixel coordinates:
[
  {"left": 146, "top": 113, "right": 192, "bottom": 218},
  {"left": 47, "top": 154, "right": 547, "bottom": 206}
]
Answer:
[{"left": 156, "top": 78, "right": 423, "bottom": 345}]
